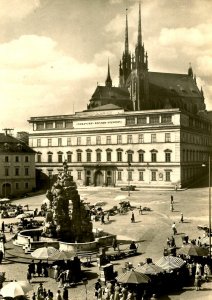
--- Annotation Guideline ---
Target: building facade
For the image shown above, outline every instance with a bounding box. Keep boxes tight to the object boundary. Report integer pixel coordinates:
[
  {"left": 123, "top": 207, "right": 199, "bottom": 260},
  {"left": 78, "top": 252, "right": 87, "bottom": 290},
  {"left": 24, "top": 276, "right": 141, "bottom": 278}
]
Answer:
[
  {"left": 0, "top": 133, "right": 36, "bottom": 197},
  {"left": 28, "top": 107, "right": 212, "bottom": 188},
  {"left": 28, "top": 4, "right": 212, "bottom": 189},
  {"left": 88, "top": 4, "right": 206, "bottom": 116}
]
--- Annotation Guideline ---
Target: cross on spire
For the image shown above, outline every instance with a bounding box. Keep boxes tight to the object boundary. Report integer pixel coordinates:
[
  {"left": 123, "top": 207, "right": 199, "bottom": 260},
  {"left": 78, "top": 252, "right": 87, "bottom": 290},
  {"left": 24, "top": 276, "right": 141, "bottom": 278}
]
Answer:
[
  {"left": 125, "top": 8, "right": 129, "bottom": 54},
  {"left": 105, "top": 59, "right": 112, "bottom": 88},
  {"left": 137, "top": 1, "right": 142, "bottom": 46}
]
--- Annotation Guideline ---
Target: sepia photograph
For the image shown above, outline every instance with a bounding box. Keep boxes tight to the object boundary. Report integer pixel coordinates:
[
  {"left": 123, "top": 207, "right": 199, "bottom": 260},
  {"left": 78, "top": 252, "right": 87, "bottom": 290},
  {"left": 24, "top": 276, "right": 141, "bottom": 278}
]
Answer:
[{"left": 0, "top": 0, "right": 212, "bottom": 299}]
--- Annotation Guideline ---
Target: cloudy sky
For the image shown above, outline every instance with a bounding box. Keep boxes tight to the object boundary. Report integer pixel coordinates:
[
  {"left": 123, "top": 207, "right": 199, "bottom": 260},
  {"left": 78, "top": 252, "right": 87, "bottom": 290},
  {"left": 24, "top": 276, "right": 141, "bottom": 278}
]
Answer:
[{"left": 0, "top": 0, "right": 211, "bottom": 132}]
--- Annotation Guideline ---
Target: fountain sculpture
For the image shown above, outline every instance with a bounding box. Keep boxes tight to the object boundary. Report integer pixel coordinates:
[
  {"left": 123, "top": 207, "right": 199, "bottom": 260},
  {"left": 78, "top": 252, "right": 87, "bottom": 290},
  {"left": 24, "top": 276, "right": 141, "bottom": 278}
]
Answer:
[{"left": 43, "top": 161, "right": 94, "bottom": 243}]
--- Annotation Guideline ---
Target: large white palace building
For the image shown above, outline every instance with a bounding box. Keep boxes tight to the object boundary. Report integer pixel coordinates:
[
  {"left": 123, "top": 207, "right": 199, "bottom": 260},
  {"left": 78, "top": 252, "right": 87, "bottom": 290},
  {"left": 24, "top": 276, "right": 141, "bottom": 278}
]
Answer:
[
  {"left": 28, "top": 106, "right": 211, "bottom": 188},
  {"left": 28, "top": 5, "right": 212, "bottom": 189}
]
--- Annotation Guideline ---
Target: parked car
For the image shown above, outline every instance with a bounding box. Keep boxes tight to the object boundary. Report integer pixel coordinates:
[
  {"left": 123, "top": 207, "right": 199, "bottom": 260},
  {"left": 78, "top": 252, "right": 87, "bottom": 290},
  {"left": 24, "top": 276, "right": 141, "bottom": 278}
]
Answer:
[
  {"left": 120, "top": 185, "right": 136, "bottom": 191},
  {"left": 7, "top": 209, "right": 17, "bottom": 217},
  {"left": 24, "top": 210, "right": 34, "bottom": 218}
]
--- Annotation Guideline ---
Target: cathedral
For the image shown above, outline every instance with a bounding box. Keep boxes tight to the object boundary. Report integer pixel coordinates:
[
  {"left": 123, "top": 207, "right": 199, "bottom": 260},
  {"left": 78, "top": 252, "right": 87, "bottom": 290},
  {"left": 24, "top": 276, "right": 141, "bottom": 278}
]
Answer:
[
  {"left": 87, "top": 4, "right": 206, "bottom": 115},
  {"left": 28, "top": 4, "right": 212, "bottom": 189}
]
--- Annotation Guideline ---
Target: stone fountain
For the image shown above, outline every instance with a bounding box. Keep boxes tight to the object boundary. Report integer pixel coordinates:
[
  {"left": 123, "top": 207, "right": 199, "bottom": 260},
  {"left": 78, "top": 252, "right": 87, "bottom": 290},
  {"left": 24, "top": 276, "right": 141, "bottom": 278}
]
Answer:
[
  {"left": 14, "top": 161, "right": 115, "bottom": 254},
  {"left": 43, "top": 160, "right": 94, "bottom": 243}
]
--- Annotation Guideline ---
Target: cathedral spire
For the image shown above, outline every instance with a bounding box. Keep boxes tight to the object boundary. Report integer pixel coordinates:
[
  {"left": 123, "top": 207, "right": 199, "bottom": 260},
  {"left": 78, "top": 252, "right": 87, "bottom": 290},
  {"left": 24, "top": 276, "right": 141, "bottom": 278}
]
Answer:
[
  {"left": 125, "top": 8, "right": 129, "bottom": 54},
  {"left": 105, "top": 59, "right": 112, "bottom": 87},
  {"left": 188, "top": 62, "right": 193, "bottom": 77},
  {"left": 137, "top": 1, "right": 142, "bottom": 46}
]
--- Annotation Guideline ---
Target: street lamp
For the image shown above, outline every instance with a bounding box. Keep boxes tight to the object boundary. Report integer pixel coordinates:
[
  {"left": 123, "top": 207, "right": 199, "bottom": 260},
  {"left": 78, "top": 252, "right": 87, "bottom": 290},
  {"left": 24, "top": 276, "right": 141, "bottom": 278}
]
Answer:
[
  {"left": 202, "top": 154, "right": 211, "bottom": 259},
  {"left": 128, "top": 161, "right": 131, "bottom": 197},
  {"left": 82, "top": 278, "right": 88, "bottom": 300}
]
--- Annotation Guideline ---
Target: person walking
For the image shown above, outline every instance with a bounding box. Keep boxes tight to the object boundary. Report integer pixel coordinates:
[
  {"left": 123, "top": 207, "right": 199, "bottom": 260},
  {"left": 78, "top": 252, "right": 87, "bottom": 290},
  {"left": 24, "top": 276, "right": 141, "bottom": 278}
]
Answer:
[
  {"left": 1, "top": 222, "right": 5, "bottom": 233},
  {"left": 101, "top": 213, "right": 105, "bottom": 224},
  {"left": 170, "top": 195, "right": 174, "bottom": 204},
  {"left": 37, "top": 260, "right": 42, "bottom": 277},
  {"left": 32, "top": 292, "right": 36, "bottom": 300},
  {"left": 112, "top": 238, "right": 118, "bottom": 251},
  {"left": 107, "top": 211, "right": 110, "bottom": 222},
  {"left": 0, "top": 250, "right": 3, "bottom": 264},
  {"left": 27, "top": 266, "right": 32, "bottom": 283},
  {"left": 131, "top": 212, "right": 135, "bottom": 223},
  {"left": 194, "top": 272, "right": 201, "bottom": 291},
  {"left": 46, "top": 290, "right": 53, "bottom": 300},
  {"left": 172, "top": 222, "right": 177, "bottom": 235},
  {"left": 62, "top": 287, "right": 68, "bottom": 300},
  {"left": 114, "top": 283, "right": 120, "bottom": 300},
  {"left": 29, "top": 260, "right": 35, "bottom": 277},
  {"left": 56, "top": 290, "right": 62, "bottom": 300},
  {"left": 180, "top": 213, "right": 184, "bottom": 223},
  {"left": 95, "top": 279, "right": 101, "bottom": 299},
  {"left": 37, "top": 283, "right": 44, "bottom": 296},
  {"left": 9, "top": 224, "right": 13, "bottom": 234}
]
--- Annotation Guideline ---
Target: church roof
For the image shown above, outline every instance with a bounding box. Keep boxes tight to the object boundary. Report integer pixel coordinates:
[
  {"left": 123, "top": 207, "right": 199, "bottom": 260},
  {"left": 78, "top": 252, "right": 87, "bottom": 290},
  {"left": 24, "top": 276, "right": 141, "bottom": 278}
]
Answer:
[
  {"left": 0, "top": 133, "right": 35, "bottom": 153},
  {"left": 91, "top": 85, "right": 129, "bottom": 100},
  {"left": 87, "top": 103, "right": 123, "bottom": 111},
  {"left": 148, "top": 72, "right": 201, "bottom": 98},
  {"left": 206, "top": 111, "right": 212, "bottom": 123}
]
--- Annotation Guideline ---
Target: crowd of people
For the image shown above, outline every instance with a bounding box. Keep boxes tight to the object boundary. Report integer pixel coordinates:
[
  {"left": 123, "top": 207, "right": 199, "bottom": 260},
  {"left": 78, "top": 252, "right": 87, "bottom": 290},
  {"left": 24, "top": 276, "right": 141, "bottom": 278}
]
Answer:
[
  {"left": 1, "top": 191, "right": 212, "bottom": 300},
  {"left": 32, "top": 283, "right": 68, "bottom": 300},
  {"left": 26, "top": 257, "right": 82, "bottom": 288},
  {"left": 95, "top": 280, "right": 143, "bottom": 300}
]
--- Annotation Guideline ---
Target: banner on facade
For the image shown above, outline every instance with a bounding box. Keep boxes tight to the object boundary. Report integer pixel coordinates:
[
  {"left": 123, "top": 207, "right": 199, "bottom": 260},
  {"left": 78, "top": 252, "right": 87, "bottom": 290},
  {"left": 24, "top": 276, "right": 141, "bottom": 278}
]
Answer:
[{"left": 73, "top": 118, "right": 125, "bottom": 129}]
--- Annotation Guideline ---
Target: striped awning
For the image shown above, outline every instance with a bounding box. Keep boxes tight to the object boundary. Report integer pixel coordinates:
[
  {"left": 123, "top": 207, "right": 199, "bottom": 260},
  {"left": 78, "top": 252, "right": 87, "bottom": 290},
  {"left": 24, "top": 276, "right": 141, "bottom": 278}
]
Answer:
[
  {"left": 31, "top": 246, "right": 59, "bottom": 260},
  {"left": 116, "top": 269, "right": 150, "bottom": 284},
  {"left": 155, "top": 256, "right": 185, "bottom": 271}
]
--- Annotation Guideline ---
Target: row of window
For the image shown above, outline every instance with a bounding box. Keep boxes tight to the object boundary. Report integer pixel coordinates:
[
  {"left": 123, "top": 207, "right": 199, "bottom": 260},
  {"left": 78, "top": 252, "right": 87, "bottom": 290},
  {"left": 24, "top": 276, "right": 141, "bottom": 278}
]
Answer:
[
  {"left": 4, "top": 167, "right": 30, "bottom": 176},
  {"left": 36, "top": 133, "right": 172, "bottom": 147},
  {"left": 126, "top": 115, "right": 172, "bottom": 125},
  {"left": 3, "top": 156, "right": 30, "bottom": 163},
  {"left": 189, "top": 116, "right": 212, "bottom": 132},
  {"left": 182, "top": 133, "right": 211, "bottom": 146},
  {"left": 35, "top": 114, "right": 172, "bottom": 131},
  {"left": 74, "top": 170, "right": 171, "bottom": 182},
  {"left": 15, "top": 182, "right": 29, "bottom": 189},
  {"left": 36, "top": 120, "right": 73, "bottom": 130},
  {"left": 182, "top": 149, "right": 209, "bottom": 162},
  {"left": 37, "top": 149, "right": 172, "bottom": 163}
]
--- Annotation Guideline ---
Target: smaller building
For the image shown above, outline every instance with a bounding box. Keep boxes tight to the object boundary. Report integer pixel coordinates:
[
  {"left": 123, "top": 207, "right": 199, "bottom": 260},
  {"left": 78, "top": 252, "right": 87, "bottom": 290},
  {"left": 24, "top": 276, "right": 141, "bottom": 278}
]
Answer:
[{"left": 0, "top": 133, "right": 36, "bottom": 197}]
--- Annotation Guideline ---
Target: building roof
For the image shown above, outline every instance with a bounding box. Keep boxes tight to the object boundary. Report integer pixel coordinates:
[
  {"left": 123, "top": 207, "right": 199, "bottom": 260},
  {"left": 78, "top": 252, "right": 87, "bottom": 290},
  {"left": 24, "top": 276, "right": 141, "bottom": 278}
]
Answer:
[
  {"left": 91, "top": 85, "right": 129, "bottom": 100},
  {"left": 0, "top": 133, "right": 35, "bottom": 153},
  {"left": 148, "top": 72, "right": 201, "bottom": 98},
  {"left": 205, "top": 111, "right": 212, "bottom": 123},
  {"left": 87, "top": 103, "right": 123, "bottom": 111}
]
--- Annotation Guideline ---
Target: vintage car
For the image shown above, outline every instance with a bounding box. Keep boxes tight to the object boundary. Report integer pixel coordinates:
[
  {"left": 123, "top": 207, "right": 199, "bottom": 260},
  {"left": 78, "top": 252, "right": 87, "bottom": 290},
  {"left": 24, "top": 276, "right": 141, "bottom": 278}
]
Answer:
[{"left": 120, "top": 185, "right": 136, "bottom": 191}]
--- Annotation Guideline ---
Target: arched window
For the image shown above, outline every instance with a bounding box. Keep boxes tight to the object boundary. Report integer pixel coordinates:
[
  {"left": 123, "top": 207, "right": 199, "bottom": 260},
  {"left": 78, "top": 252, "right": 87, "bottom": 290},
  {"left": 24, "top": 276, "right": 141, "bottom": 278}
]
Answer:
[
  {"left": 37, "top": 152, "right": 42, "bottom": 163},
  {"left": 47, "top": 151, "right": 53, "bottom": 163},
  {"left": 106, "top": 149, "right": 112, "bottom": 162},
  {"left": 138, "top": 150, "right": 145, "bottom": 162},
  {"left": 150, "top": 149, "right": 158, "bottom": 162},
  {"left": 164, "top": 149, "right": 172, "bottom": 163}
]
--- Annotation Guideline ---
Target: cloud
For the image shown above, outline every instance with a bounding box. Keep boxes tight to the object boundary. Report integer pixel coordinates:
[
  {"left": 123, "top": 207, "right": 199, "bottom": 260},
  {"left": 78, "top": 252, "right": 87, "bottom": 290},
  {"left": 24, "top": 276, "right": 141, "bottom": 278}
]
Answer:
[
  {"left": 0, "top": 35, "right": 57, "bottom": 68},
  {"left": 105, "top": 13, "right": 124, "bottom": 36},
  {"left": 0, "top": 34, "right": 105, "bottom": 130},
  {"left": 159, "top": 24, "right": 212, "bottom": 48},
  {"left": 0, "top": 35, "right": 101, "bottom": 81},
  {"left": 196, "top": 55, "right": 212, "bottom": 77},
  {"left": 109, "top": 0, "right": 122, "bottom": 3},
  {"left": 0, "top": 0, "right": 40, "bottom": 20},
  {"left": 94, "top": 50, "right": 115, "bottom": 65}
]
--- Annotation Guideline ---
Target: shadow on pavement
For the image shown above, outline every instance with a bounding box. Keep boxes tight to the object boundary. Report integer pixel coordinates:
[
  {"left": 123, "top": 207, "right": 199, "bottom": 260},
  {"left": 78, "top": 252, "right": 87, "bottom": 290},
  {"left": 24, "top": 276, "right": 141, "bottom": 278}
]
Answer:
[{"left": 82, "top": 270, "right": 98, "bottom": 280}]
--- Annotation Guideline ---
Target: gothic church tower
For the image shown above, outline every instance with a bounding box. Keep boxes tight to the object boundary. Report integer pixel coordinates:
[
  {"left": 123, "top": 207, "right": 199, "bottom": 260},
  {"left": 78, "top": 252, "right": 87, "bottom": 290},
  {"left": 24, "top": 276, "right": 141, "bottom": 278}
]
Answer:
[
  {"left": 119, "top": 9, "right": 131, "bottom": 88},
  {"left": 131, "top": 3, "right": 149, "bottom": 110}
]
